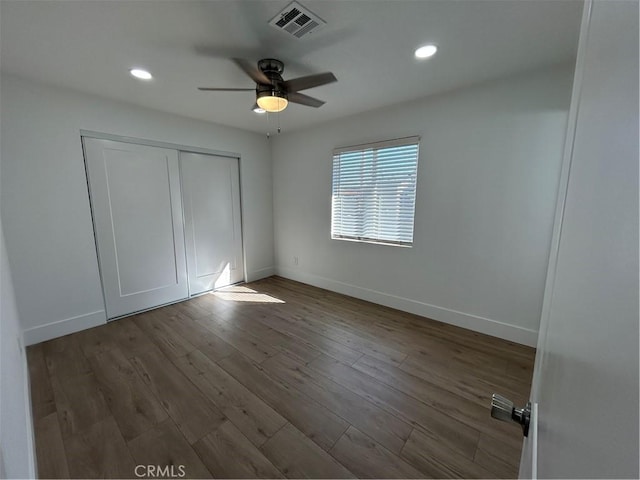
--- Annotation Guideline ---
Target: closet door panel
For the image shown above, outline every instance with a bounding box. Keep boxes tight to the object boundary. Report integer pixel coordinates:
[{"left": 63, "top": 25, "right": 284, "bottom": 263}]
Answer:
[
  {"left": 83, "top": 138, "right": 188, "bottom": 318},
  {"left": 181, "top": 152, "right": 243, "bottom": 295}
]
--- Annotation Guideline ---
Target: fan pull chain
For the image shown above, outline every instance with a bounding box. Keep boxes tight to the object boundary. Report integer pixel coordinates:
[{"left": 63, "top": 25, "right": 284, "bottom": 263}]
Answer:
[
  {"left": 264, "top": 110, "right": 282, "bottom": 138},
  {"left": 266, "top": 111, "right": 271, "bottom": 139}
]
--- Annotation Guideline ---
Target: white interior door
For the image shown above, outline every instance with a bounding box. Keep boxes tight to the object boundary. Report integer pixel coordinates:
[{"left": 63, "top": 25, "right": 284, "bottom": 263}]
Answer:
[
  {"left": 518, "top": 1, "right": 639, "bottom": 478},
  {"left": 180, "top": 152, "right": 244, "bottom": 295},
  {"left": 83, "top": 138, "right": 189, "bottom": 318}
]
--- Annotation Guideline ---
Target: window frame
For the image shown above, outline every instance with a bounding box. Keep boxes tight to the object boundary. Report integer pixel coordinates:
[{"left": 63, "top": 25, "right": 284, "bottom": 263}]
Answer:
[{"left": 331, "top": 135, "right": 420, "bottom": 247}]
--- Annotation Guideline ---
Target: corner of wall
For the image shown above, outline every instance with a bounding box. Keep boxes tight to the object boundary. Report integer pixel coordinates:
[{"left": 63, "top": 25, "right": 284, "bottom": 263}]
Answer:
[{"left": 246, "top": 266, "right": 276, "bottom": 283}]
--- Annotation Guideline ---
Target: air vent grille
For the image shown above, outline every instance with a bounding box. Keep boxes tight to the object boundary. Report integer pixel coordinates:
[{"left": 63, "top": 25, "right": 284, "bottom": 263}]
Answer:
[{"left": 269, "top": 1, "right": 326, "bottom": 39}]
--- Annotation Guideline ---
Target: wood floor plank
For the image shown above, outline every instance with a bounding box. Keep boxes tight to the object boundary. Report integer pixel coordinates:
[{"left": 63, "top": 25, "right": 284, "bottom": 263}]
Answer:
[
  {"left": 51, "top": 372, "right": 111, "bottom": 439},
  {"left": 308, "top": 354, "right": 481, "bottom": 459},
  {"left": 43, "top": 334, "right": 92, "bottom": 378},
  {"left": 253, "top": 309, "right": 363, "bottom": 365},
  {"left": 196, "top": 315, "right": 280, "bottom": 363},
  {"left": 76, "top": 316, "right": 158, "bottom": 360},
  {"left": 127, "top": 419, "right": 212, "bottom": 479},
  {"left": 133, "top": 310, "right": 198, "bottom": 359},
  {"left": 105, "top": 318, "right": 159, "bottom": 358},
  {"left": 197, "top": 335, "right": 240, "bottom": 363},
  {"left": 433, "top": 347, "right": 531, "bottom": 397},
  {"left": 259, "top": 285, "right": 408, "bottom": 365},
  {"left": 129, "top": 346, "right": 226, "bottom": 444},
  {"left": 473, "top": 432, "right": 521, "bottom": 478},
  {"left": 217, "top": 352, "right": 349, "bottom": 451},
  {"left": 263, "top": 282, "right": 416, "bottom": 357},
  {"left": 397, "top": 352, "right": 498, "bottom": 406},
  {"left": 262, "top": 352, "right": 412, "bottom": 454},
  {"left": 34, "top": 412, "right": 70, "bottom": 479},
  {"left": 26, "top": 344, "right": 56, "bottom": 420},
  {"left": 88, "top": 347, "right": 168, "bottom": 441},
  {"left": 273, "top": 335, "right": 323, "bottom": 363},
  {"left": 216, "top": 312, "right": 323, "bottom": 363},
  {"left": 175, "top": 349, "right": 288, "bottom": 447},
  {"left": 505, "top": 355, "right": 535, "bottom": 384},
  {"left": 352, "top": 353, "right": 523, "bottom": 446},
  {"left": 261, "top": 423, "right": 355, "bottom": 479},
  {"left": 167, "top": 299, "right": 212, "bottom": 320},
  {"left": 401, "top": 427, "right": 496, "bottom": 479},
  {"left": 187, "top": 291, "right": 234, "bottom": 314},
  {"left": 193, "top": 420, "right": 284, "bottom": 478},
  {"left": 329, "top": 426, "right": 423, "bottom": 479},
  {"left": 400, "top": 352, "right": 530, "bottom": 408},
  {"left": 196, "top": 297, "right": 246, "bottom": 321},
  {"left": 74, "top": 323, "right": 116, "bottom": 358},
  {"left": 64, "top": 416, "right": 136, "bottom": 479},
  {"left": 155, "top": 309, "right": 238, "bottom": 360}
]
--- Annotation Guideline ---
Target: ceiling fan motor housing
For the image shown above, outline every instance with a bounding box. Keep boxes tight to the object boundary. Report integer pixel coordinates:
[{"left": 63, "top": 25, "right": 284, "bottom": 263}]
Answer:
[
  {"left": 257, "top": 82, "right": 286, "bottom": 98},
  {"left": 257, "top": 59, "right": 286, "bottom": 98},
  {"left": 258, "top": 58, "right": 285, "bottom": 75},
  {"left": 256, "top": 59, "right": 288, "bottom": 111}
]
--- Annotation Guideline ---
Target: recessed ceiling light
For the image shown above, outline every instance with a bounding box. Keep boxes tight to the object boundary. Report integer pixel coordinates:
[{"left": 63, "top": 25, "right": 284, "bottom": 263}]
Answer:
[
  {"left": 130, "top": 68, "right": 153, "bottom": 80},
  {"left": 253, "top": 107, "right": 266, "bottom": 114},
  {"left": 414, "top": 44, "right": 438, "bottom": 59}
]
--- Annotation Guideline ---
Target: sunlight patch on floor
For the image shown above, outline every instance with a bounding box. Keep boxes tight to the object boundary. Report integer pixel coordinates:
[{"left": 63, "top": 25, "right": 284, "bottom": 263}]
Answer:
[{"left": 212, "top": 286, "right": 285, "bottom": 303}]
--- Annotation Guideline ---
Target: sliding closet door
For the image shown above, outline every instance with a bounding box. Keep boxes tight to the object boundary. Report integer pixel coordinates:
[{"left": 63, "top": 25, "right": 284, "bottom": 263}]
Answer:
[
  {"left": 83, "top": 138, "right": 189, "bottom": 318},
  {"left": 181, "top": 152, "right": 244, "bottom": 295}
]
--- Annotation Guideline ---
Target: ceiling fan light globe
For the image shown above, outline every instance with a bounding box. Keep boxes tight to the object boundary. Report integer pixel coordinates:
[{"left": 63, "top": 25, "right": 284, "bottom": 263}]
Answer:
[{"left": 256, "top": 93, "right": 288, "bottom": 113}]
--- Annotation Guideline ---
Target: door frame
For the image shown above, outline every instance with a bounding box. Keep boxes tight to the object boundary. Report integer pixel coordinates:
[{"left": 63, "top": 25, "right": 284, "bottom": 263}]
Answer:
[{"left": 80, "top": 130, "right": 247, "bottom": 318}]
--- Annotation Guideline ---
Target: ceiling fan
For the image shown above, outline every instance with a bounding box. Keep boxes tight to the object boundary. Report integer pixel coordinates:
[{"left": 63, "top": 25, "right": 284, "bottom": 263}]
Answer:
[{"left": 198, "top": 58, "right": 337, "bottom": 113}]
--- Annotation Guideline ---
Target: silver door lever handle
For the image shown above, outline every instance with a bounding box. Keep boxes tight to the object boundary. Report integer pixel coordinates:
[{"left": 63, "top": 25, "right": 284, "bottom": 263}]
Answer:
[{"left": 491, "top": 393, "right": 531, "bottom": 437}]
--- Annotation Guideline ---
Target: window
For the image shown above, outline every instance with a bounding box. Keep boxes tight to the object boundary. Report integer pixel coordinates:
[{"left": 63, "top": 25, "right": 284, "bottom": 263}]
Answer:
[{"left": 331, "top": 136, "right": 420, "bottom": 246}]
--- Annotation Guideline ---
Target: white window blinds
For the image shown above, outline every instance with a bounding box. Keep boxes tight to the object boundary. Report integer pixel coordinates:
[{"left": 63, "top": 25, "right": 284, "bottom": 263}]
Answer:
[{"left": 331, "top": 136, "right": 420, "bottom": 246}]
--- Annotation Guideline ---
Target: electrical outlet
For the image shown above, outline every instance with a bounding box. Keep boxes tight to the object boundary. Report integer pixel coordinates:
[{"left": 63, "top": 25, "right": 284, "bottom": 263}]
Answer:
[{"left": 293, "top": 256, "right": 299, "bottom": 266}]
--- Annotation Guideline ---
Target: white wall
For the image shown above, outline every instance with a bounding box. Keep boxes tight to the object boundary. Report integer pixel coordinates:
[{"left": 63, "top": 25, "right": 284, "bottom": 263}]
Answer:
[
  {"left": 0, "top": 207, "right": 35, "bottom": 477},
  {"left": 272, "top": 66, "right": 574, "bottom": 346},
  {"left": 0, "top": 74, "right": 274, "bottom": 345}
]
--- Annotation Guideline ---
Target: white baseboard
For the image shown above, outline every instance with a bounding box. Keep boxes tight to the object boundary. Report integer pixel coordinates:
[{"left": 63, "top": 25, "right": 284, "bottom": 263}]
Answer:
[
  {"left": 23, "top": 310, "right": 107, "bottom": 346},
  {"left": 247, "top": 266, "right": 275, "bottom": 282},
  {"left": 275, "top": 266, "right": 538, "bottom": 347}
]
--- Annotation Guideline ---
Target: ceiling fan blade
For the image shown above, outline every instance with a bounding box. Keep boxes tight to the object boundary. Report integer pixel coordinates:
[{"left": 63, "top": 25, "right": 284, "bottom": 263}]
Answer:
[
  {"left": 232, "top": 58, "right": 271, "bottom": 85},
  {"left": 283, "top": 72, "right": 337, "bottom": 92},
  {"left": 198, "top": 87, "right": 255, "bottom": 91},
  {"left": 288, "top": 92, "right": 326, "bottom": 108}
]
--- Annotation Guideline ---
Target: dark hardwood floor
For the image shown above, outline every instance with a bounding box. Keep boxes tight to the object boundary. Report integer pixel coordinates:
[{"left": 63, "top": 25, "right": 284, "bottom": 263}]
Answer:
[{"left": 28, "top": 276, "right": 534, "bottom": 479}]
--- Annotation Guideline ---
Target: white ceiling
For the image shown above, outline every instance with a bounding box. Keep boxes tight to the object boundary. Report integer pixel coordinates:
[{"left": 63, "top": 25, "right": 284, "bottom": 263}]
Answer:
[{"left": 0, "top": 0, "right": 583, "bottom": 134}]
